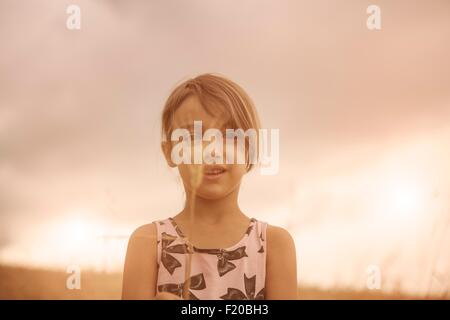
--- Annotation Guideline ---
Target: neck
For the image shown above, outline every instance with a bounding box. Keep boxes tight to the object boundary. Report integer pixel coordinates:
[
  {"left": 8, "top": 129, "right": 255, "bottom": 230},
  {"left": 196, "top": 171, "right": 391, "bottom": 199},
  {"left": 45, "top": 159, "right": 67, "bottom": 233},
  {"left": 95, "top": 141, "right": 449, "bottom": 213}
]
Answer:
[{"left": 181, "top": 186, "right": 243, "bottom": 225}]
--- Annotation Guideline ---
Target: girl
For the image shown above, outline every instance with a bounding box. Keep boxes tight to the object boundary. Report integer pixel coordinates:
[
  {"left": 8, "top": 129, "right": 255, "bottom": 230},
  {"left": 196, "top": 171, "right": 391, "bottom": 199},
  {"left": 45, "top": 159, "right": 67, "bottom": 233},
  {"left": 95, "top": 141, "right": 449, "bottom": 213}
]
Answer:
[{"left": 122, "top": 74, "right": 297, "bottom": 300}]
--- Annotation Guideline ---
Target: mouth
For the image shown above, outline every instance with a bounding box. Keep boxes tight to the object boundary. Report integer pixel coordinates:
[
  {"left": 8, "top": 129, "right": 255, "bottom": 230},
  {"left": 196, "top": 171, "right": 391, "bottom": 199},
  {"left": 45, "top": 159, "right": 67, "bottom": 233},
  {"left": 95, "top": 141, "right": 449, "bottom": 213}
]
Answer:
[{"left": 203, "top": 166, "right": 227, "bottom": 181}]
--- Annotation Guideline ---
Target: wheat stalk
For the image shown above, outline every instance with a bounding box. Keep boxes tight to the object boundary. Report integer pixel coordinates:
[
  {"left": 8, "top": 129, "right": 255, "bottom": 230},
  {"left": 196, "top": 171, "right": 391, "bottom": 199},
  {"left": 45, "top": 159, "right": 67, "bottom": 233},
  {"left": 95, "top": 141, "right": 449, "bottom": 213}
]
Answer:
[{"left": 182, "top": 165, "right": 203, "bottom": 300}]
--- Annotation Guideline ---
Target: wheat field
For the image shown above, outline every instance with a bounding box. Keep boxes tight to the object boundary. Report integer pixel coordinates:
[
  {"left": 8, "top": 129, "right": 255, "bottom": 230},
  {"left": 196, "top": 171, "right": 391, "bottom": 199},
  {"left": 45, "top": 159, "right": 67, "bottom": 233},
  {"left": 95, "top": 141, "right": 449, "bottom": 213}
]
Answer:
[{"left": 0, "top": 264, "right": 437, "bottom": 300}]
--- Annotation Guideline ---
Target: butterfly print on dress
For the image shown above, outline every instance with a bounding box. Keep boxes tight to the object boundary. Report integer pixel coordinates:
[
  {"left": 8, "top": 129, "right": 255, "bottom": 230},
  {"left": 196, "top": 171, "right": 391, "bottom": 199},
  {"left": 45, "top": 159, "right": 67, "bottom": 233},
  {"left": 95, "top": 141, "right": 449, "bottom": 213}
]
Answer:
[
  {"left": 169, "top": 217, "right": 256, "bottom": 241},
  {"left": 158, "top": 273, "right": 206, "bottom": 300},
  {"left": 161, "top": 232, "right": 192, "bottom": 275},
  {"left": 220, "top": 273, "right": 265, "bottom": 300},
  {"left": 258, "top": 226, "right": 265, "bottom": 253},
  {"left": 245, "top": 218, "right": 256, "bottom": 236},
  {"left": 194, "top": 246, "right": 248, "bottom": 277},
  {"left": 168, "top": 218, "right": 186, "bottom": 238},
  {"left": 167, "top": 217, "right": 253, "bottom": 276}
]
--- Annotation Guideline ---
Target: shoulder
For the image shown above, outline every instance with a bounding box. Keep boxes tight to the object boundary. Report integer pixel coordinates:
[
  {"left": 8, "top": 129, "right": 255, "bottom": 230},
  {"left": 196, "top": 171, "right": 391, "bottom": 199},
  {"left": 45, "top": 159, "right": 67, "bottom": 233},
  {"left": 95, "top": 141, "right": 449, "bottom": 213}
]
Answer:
[
  {"left": 265, "top": 224, "right": 297, "bottom": 261},
  {"left": 264, "top": 224, "right": 298, "bottom": 299},
  {"left": 125, "top": 222, "right": 158, "bottom": 259},
  {"left": 125, "top": 222, "right": 160, "bottom": 255},
  {"left": 266, "top": 224, "right": 295, "bottom": 248},
  {"left": 122, "top": 222, "right": 159, "bottom": 299},
  {"left": 129, "top": 222, "right": 157, "bottom": 241}
]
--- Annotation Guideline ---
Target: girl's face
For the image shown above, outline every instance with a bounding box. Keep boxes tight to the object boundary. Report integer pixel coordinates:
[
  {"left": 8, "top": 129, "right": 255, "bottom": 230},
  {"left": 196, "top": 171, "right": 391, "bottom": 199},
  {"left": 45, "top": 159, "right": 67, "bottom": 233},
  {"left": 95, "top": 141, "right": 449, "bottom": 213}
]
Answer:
[{"left": 163, "top": 95, "right": 248, "bottom": 200}]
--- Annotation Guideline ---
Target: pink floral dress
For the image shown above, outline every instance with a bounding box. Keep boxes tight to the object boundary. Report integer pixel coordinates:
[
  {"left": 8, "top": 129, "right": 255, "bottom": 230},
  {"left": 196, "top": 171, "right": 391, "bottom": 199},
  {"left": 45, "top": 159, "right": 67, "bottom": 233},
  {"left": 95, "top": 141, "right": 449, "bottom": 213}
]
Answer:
[{"left": 153, "top": 217, "right": 268, "bottom": 300}]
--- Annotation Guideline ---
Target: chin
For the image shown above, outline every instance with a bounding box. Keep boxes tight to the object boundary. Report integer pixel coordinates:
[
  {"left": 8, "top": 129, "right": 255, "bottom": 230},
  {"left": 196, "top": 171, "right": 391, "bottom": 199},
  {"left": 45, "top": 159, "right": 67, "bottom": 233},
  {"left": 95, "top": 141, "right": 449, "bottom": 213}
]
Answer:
[{"left": 196, "top": 185, "right": 232, "bottom": 200}]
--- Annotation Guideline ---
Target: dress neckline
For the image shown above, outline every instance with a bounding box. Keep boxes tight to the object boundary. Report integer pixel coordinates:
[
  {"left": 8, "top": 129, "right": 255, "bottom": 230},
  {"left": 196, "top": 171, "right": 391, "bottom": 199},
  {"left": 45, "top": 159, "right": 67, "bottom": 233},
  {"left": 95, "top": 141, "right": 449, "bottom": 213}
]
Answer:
[{"left": 168, "top": 216, "right": 256, "bottom": 252}]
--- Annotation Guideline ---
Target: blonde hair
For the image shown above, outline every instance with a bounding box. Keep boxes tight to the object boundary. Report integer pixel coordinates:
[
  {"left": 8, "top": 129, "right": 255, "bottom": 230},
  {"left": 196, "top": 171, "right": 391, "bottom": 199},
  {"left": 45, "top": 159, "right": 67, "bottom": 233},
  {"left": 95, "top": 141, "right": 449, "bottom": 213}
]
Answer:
[{"left": 161, "top": 73, "right": 261, "bottom": 171}]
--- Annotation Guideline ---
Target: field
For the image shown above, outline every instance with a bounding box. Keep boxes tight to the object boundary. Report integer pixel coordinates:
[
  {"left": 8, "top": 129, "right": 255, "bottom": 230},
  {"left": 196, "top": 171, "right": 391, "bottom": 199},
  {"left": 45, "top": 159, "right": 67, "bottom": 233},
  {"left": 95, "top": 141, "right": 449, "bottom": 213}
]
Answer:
[{"left": 0, "top": 264, "right": 438, "bottom": 300}]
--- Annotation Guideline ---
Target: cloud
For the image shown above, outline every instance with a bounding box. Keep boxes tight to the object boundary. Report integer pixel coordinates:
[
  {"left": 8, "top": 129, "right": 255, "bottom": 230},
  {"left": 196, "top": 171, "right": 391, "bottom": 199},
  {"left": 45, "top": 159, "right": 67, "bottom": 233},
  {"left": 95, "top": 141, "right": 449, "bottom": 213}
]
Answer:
[{"left": 0, "top": 1, "right": 449, "bottom": 292}]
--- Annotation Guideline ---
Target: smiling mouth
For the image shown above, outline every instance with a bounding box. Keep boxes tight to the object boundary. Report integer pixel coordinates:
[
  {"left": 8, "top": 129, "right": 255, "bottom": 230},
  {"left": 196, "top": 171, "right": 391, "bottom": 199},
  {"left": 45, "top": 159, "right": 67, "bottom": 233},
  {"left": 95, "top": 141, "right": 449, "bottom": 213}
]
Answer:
[{"left": 203, "top": 166, "right": 227, "bottom": 179}]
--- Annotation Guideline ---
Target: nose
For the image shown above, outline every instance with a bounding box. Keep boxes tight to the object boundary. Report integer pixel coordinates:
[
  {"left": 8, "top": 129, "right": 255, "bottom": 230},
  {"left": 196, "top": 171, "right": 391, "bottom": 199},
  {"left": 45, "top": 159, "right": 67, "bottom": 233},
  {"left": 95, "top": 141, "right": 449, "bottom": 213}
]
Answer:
[{"left": 202, "top": 140, "right": 225, "bottom": 164}]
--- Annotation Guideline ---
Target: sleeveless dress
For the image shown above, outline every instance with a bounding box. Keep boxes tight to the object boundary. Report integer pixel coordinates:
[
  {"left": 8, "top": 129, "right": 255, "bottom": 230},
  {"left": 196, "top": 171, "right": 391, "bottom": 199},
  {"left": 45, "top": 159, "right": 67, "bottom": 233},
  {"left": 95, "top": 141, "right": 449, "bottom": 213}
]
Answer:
[{"left": 153, "top": 217, "right": 268, "bottom": 300}]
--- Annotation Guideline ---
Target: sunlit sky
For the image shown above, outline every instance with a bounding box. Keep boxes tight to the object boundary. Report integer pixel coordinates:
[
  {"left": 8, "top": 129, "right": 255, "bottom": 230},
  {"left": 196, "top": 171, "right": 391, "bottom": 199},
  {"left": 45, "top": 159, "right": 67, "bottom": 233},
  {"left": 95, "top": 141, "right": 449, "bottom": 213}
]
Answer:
[{"left": 1, "top": 0, "right": 449, "bottom": 296}]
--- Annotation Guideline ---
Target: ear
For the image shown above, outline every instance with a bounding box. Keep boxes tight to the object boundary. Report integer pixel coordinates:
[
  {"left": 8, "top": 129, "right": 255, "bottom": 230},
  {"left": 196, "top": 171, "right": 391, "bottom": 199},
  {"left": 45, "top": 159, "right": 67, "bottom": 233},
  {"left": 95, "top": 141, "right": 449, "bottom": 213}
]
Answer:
[{"left": 161, "top": 141, "right": 177, "bottom": 168}]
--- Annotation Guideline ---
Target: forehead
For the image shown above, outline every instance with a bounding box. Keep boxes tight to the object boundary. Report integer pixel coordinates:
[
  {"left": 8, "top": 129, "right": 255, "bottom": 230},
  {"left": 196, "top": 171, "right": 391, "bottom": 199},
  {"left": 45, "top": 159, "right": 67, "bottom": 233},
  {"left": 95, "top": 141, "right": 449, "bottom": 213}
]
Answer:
[{"left": 172, "top": 95, "right": 231, "bottom": 129}]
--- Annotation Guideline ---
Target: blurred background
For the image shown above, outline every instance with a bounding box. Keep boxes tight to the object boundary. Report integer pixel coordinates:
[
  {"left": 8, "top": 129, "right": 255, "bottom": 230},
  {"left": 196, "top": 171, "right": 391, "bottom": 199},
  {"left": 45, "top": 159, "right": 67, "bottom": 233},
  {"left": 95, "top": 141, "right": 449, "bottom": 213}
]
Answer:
[{"left": 0, "top": 0, "right": 449, "bottom": 299}]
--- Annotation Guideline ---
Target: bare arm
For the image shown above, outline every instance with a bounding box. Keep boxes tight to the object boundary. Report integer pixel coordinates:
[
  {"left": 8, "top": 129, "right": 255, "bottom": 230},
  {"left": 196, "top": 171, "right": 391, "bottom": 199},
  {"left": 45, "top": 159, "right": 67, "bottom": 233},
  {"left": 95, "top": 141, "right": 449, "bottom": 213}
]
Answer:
[
  {"left": 122, "top": 223, "right": 158, "bottom": 299},
  {"left": 265, "top": 225, "right": 298, "bottom": 299}
]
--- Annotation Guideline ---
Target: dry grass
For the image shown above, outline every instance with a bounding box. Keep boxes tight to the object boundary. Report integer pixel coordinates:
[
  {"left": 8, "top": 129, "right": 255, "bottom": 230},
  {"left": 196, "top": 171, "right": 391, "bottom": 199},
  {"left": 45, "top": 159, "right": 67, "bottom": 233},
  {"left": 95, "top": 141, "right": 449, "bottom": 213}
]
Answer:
[
  {"left": 0, "top": 264, "right": 122, "bottom": 300},
  {"left": 0, "top": 264, "right": 441, "bottom": 300}
]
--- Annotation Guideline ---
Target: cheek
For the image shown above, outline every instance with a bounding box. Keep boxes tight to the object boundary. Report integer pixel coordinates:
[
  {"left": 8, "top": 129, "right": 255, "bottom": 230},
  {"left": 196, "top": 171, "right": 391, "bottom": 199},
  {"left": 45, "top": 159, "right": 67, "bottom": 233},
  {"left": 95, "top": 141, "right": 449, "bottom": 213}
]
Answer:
[
  {"left": 226, "top": 164, "right": 247, "bottom": 182},
  {"left": 177, "top": 164, "right": 189, "bottom": 178}
]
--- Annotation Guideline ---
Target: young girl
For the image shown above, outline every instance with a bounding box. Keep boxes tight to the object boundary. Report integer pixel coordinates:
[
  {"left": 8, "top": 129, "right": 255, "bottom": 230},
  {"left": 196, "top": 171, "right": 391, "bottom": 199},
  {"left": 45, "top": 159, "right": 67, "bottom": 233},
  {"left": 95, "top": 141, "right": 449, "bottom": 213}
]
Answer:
[{"left": 122, "top": 74, "right": 297, "bottom": 300}]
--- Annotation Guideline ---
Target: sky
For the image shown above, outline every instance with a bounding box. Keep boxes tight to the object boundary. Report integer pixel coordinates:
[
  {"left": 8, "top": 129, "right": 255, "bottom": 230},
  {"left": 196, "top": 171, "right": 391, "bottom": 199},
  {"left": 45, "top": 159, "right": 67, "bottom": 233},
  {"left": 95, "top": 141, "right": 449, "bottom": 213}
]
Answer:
[{"left": 0, "top": 0, "right": 449, "bottom": 296}]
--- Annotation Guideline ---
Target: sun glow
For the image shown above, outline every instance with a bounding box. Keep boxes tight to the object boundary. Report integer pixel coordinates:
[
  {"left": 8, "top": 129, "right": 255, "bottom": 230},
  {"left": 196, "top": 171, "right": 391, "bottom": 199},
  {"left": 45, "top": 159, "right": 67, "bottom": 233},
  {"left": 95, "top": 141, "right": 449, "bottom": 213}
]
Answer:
[
  {"left": 381, "top": 178, "right": 425, "bottom": 222},
  {"left": 35, "top": 210, "right": 108, "bottom": 269},
  {"left": 376, "top": 138, "right": 435, "bottom": 223},
  {"left": 57, "top": 218, "right": 97, "bottom": 250}
]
